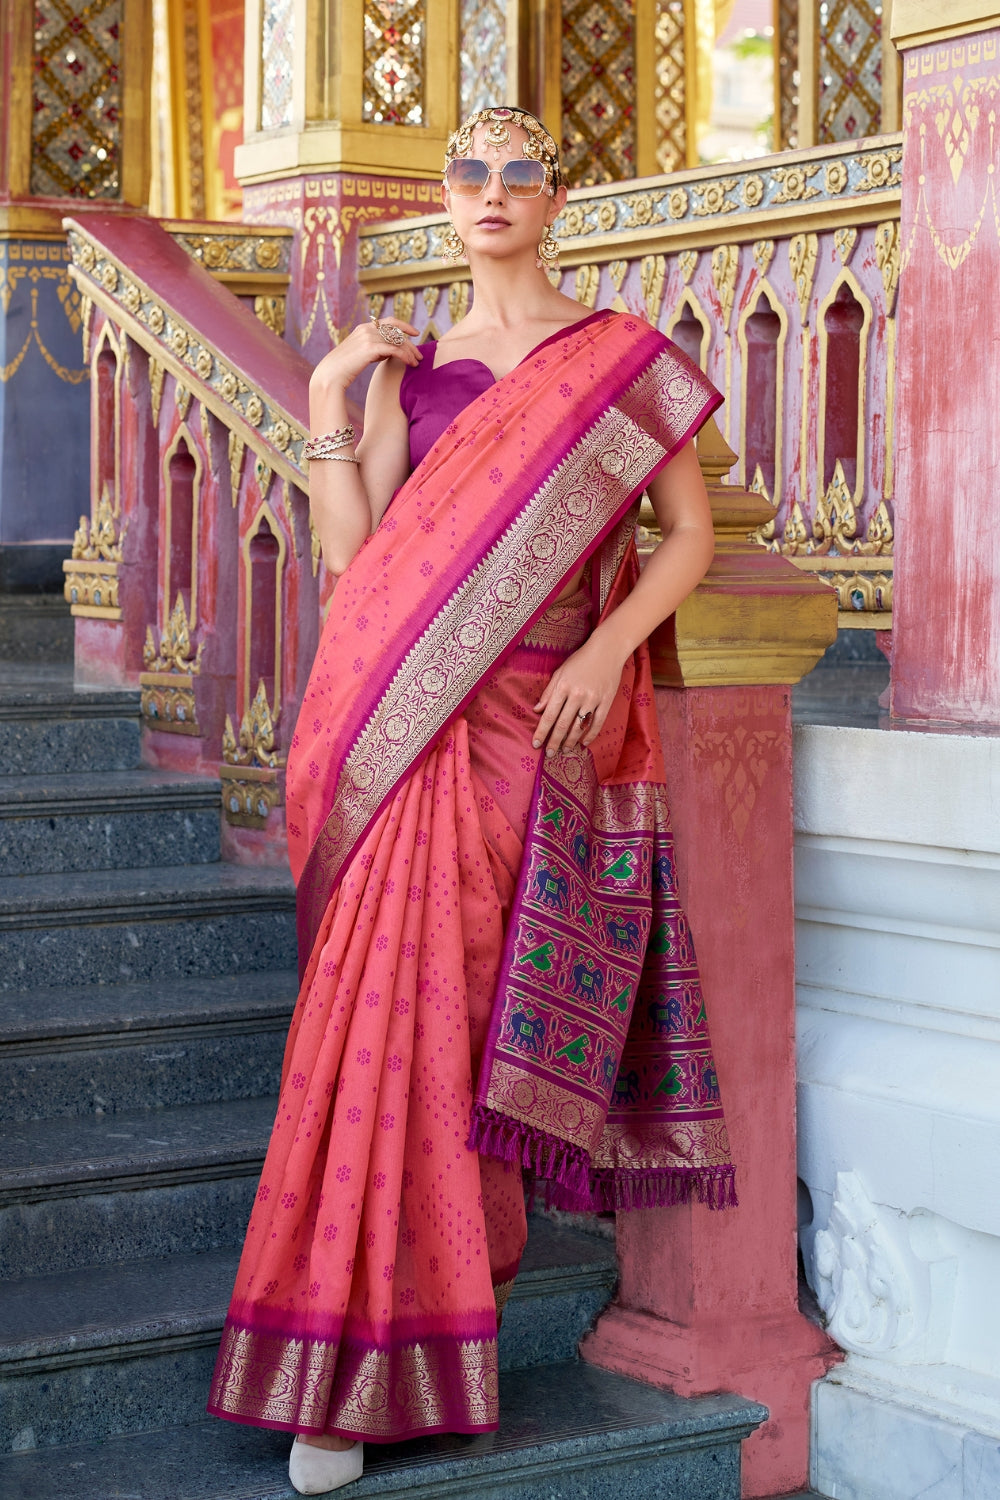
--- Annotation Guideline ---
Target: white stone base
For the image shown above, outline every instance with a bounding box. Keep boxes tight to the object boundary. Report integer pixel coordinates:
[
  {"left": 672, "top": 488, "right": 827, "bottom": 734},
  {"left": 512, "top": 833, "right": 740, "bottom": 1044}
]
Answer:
[
  {"left": 812, "top": 1371, "right": 1000, "bottom": 1500},
  {"left": 793, "top": 724, "right": 1000, "bottom": 1500}
]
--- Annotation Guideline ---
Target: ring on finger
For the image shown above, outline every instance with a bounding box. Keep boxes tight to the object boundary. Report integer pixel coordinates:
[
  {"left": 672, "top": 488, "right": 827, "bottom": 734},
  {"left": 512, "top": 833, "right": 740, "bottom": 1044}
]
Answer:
[
  {"left": 577, "top": 709, "right": 593, "bottom": 723},
  {"left": 370, "top": 316, "right": 406, "bottom": 347}
]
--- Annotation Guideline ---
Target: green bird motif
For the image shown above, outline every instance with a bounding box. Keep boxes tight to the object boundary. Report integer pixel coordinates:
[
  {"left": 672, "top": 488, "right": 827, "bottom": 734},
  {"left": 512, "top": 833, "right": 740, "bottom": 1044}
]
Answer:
[
  {"left": 555, "top": 1033, "right": 590, "bottom": 1066},
  {"left": 600, "top": 850, "right": 635, "bottom": 882},
  {"left": 519, "top": 940, "right": 556, "bottom": 972},
  {"left": 654, "top": 1063, "right": 684, "bottom": 1097}
]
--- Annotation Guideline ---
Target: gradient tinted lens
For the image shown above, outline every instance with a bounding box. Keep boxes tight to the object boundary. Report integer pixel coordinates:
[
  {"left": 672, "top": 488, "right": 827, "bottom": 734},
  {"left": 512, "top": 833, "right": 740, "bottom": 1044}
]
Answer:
[
  {"left": 445, "top": 157, "right": 548, "bottom": 197},
  {"left": 446, "top": 158, "right": 491, "bottom": 195},
  {"left": 500, "top": 159, "right": 546, "bottom": 197}
]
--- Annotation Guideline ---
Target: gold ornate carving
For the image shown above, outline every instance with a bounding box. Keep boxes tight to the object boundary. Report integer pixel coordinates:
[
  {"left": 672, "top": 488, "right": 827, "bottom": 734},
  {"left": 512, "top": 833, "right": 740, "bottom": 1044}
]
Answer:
[
  {"left": 710, "top": 246, "right": 739, "bottom": 332},
  {"left": 175, "top": 384, "right": 192, "bottom": 421},
  {"left": 677, "top": 250, "right": 698, "bottom": 284},
  {"left": 693, "top": 179, "right": 739, "bottom": 217},
  {"left": 80, "top": 293, "right": 93, "bottom": 362},
  {"left": 788, "top": 233, "right": 819, "bottom": 321},
  {"left": 223, "top": 680, "right": 286, "bottom": 770},
  {"left": 63, "top": 485, "right": 123, "bottom": 620},
  {"left": 219, "top": 767, "right": 283, "bottom": 828},
  {"left": 200, "top": 404, "right": 214, "bottom": 468},
  {"left": 771, "top": 164, "right": 823, "bottom": 203},
  {"left": 574, "top": 265, "right": 601, "bottom": 309},
  {"left": 825, "top": 161, "right": 849, "bottom": 195},
  {"left": 639, "top": 256, "right": 666, "bottom": 324},
  {"left": 358, "top": 139, "right": 902, "bottom": 288},
  {"left": 229, "top": 432, "right": 246, "bottom": 505},
  {"left": 834, "top": 227, "right": 858, "bottom": 264},
  {"left": 139, "top": 595, "right": 203, "bottom": 735},
  {"left": 221, "top": 676, "right": 287, "bottom": 826},
  {"left": 253, "top": 293, "right": 287, "bottom": 338},
  {"left": 448, "top": 281, "right": 470, "bottom": 324},
  {"left": 168, "top": 227, "right": 292, "bottom": 279},
  {"left": 149, "top": 358, "right": 165, "bottom": 425},
  {"left": 393, "top": 290, "right": 415, "bottom": 324},
  {"left": 875, "top": 220, "right": 901, "bottom": 313},
  {"left": 422, "top": 285, "right": 440, "bottom": 316},
  {"left": 856, "top": 149, "right": 901, "bottom": 193},
  {"left": 70, "top": 486, "right": 122, "bottom": 563},
  {"left": 145, "top": 593, "right": 203, "bottom": 676},
  {"left": 752, "top": 240, "right": 775, "bottom": 277},
  {"left": 609, "top": 259, "right": 628, "bottom": 291},
  {"left": 255, "top": 456, "right": 274, "bottom": 500}
]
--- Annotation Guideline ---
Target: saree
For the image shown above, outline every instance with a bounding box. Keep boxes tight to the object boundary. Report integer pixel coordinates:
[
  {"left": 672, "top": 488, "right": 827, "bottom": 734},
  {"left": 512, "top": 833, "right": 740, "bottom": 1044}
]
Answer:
[{"left": 208, "top": 310, "right": 736, "bottom": 1444}]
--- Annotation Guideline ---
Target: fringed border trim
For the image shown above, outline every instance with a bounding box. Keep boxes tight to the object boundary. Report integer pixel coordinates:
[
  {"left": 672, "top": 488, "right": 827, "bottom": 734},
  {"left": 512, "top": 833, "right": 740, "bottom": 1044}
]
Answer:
[
  {"left": 467, "top": 1103, "right": 593, "bottom": 1202},
  {"left": 469, "top": 1104, "right": 738, "bottom": 1213}
]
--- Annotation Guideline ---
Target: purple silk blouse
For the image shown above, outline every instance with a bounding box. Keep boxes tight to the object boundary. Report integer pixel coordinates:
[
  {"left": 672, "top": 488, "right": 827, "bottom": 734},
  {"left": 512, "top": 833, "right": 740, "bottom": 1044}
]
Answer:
[
  {"left": 399, "top": 349, "right": 495, "bottom": 471},
  {"left": 398, "top": 311, "right": 608, "bottom": 472}
]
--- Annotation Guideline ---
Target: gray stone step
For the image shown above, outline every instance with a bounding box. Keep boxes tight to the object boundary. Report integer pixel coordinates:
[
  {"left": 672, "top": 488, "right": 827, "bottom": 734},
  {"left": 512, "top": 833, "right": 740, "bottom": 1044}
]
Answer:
[
  {"left": 0, "top": 862, "right": 297, "bottom": 990},
  {"left": 0, "top": 595, "right": 73, "bottom": 665},
  {"left": 0, "top": 1219, "right": 617, "bottom": 1449},
  {"left": 0, "top": 971, "right": 298, "bottom": 1122},
  {"left": 0, "top": 664, "right": 140, "bottom": 776},
  {"left": 0, "top": 1361, "right": 766, "bottom": 1497},
  {"left": 0, "top": 1094, "right": 276, "bottom": 1277},
  {"left": 0, "top": 768, "right": 222, "bottom": 874}
]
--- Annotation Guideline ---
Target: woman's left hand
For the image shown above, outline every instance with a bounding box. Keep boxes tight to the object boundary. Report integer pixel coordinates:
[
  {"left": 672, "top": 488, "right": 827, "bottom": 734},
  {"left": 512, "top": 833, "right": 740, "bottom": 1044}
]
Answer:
[{"left": 532, "top": 632, "right": 627, "bottom": 758}]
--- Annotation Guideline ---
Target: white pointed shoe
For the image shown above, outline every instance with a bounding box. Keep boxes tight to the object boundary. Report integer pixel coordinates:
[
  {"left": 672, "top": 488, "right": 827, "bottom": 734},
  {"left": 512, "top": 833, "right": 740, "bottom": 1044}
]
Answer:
[{"left": 288, "top": 1437, "right": 363, "bottom": 1494}]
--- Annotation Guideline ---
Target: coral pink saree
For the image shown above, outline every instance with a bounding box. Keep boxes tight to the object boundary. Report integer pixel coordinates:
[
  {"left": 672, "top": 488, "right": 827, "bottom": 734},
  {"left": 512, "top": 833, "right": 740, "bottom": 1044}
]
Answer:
[{"left": 208, "top": 310, "right": 735, "bottom": 1443}]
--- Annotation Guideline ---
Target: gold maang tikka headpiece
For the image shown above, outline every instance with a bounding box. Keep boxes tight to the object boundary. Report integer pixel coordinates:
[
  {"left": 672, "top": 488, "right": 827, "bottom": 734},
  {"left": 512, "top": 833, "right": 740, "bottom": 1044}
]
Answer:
[{"left": 445, "top": 107, "right": 561, "bottom": 189}]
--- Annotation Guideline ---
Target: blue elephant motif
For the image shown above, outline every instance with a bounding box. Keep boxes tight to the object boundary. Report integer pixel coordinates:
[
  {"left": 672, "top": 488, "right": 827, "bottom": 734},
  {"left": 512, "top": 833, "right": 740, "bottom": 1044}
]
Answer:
[
  {"left": 647, "top": 995, "right": 684, "bottom": 1035},
  {"left": 571, "top": 961, "right": 604, "bottom": 1003},
  {"left": 652, "top": 853, "right": 674, "bottom": 891},
  {"left": 700, "top": 1060, "right": 720, "bottom": 1103},
  {"left": 534, "top": 866, "right": 569, "bottom": 910},
  {"left": 613, "top": 1069, "right": 641, "bottom": 1106},
  {"left": 606, "top": 917, "right": 641, "bottom": 953},
  {"left": 509, "top": 1009, "right": 546, "bottom": 1054},
  {"left": 572, "top": 833, "right": 590, "bottom": 871}
]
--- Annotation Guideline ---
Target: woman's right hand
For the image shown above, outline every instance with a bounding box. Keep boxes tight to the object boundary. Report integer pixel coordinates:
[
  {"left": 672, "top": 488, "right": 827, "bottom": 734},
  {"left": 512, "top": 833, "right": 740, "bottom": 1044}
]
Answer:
[{"left": 309, "top": 319, "right": 423, "bottom": 395}]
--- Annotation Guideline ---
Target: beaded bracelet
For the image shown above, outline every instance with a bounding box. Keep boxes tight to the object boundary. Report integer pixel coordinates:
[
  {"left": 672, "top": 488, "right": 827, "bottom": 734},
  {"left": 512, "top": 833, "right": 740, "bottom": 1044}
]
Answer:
[
  {"left": 303, "top": 425, "right": 356, "bottom": 460},
  {"left": 312, "top": 452, "right": 360, "bottom": 463}
]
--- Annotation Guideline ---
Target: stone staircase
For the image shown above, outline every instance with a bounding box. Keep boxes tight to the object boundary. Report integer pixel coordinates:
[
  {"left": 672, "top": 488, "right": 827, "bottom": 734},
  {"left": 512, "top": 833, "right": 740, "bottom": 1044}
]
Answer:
[{"left": 0, "top": 599, "right": 769, "bottom": 1498}]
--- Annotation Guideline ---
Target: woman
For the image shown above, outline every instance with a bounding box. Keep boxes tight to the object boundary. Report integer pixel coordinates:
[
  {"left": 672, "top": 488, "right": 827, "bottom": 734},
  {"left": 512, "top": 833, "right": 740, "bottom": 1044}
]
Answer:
[{"left": 208, "top": 107, "right": 736, "bottom": 1495}]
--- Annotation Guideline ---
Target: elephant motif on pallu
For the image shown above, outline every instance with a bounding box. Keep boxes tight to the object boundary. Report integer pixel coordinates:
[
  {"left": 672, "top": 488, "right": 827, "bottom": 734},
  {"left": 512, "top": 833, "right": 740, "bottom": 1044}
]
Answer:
[
  {"left": 534, "top": 866, "right": 570, "bottom": 910},
  {"left": 648, "top": 995, "right": 684, "bottom": 1035},
  {"left": 652, "top": 853, "right": 674, "bottom": 891},
  {"left": 509, "top": 1008, "right": 546, "bottom": 1054},
  {"left": 613, "top": 1069, "right": 641, "bottom": 1106},
  {"left": 572, "top": 833, "right": 590, "bottom": 871},
  {"left": 606, "top": 917, "right": 641, "bottom": 953},
  {"left": 601, "top": 1051, "right": 618, "bottom": 1088},
  {"left": 571, "top": 961, "right": 604, "bottom": 1004},
  {"left": 700, "top": 1060, "right": 720, "bottom": 1103}
]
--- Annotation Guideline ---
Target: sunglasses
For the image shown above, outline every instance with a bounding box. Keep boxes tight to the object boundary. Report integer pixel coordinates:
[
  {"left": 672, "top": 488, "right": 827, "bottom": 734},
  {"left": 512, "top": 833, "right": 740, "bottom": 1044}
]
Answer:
[{"left": 445, "top": 157, "right": 551, "bottom": 199}]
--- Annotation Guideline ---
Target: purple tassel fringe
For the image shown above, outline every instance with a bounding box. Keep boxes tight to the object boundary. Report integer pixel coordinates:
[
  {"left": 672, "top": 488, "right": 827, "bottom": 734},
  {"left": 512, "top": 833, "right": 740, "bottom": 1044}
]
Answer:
[{"left": 468, "top": 1103, "right": 738, "bottom": 1213}]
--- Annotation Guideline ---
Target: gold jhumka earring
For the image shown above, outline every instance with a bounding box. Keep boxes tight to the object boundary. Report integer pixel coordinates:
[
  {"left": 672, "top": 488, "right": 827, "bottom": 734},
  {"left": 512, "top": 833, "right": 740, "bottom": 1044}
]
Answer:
[
  {"left": 441, "top": 224, "right": 466, "bottom": 263},
  {"left": 536, "top": 226, "right": 559, "bottom": 271}
]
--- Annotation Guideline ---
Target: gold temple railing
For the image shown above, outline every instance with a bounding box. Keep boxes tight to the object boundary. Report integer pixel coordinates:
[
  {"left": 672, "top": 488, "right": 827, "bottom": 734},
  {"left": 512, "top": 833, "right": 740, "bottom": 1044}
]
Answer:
[{"left": 359, "top": 136, "right": 902, "bottom": 628}]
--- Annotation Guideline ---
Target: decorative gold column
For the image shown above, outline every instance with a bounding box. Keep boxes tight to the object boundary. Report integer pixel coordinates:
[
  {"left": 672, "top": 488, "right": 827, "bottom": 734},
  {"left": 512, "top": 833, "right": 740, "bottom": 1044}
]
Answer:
[
  {"left": 0, "top": 0, "right": 152, "bottom": 577},
  {"left": 236, "top": 0, "right": 459, "bottom": 186},
  {"left": 648, "top": 418, "right": 838, "bottom": 687}
]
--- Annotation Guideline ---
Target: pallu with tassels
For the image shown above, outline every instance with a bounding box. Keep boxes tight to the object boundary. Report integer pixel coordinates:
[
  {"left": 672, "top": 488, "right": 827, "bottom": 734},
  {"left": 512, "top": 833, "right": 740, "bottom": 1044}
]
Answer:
[{"left": 208, "top": 310, "right": 736, "bottom": 1445}]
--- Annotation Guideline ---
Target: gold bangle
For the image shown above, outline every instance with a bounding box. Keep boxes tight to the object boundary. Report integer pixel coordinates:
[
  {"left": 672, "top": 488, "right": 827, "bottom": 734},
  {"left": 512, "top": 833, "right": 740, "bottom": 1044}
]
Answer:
[{"left": 309, "top": 451, "right": 360, "bottom": 463}]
